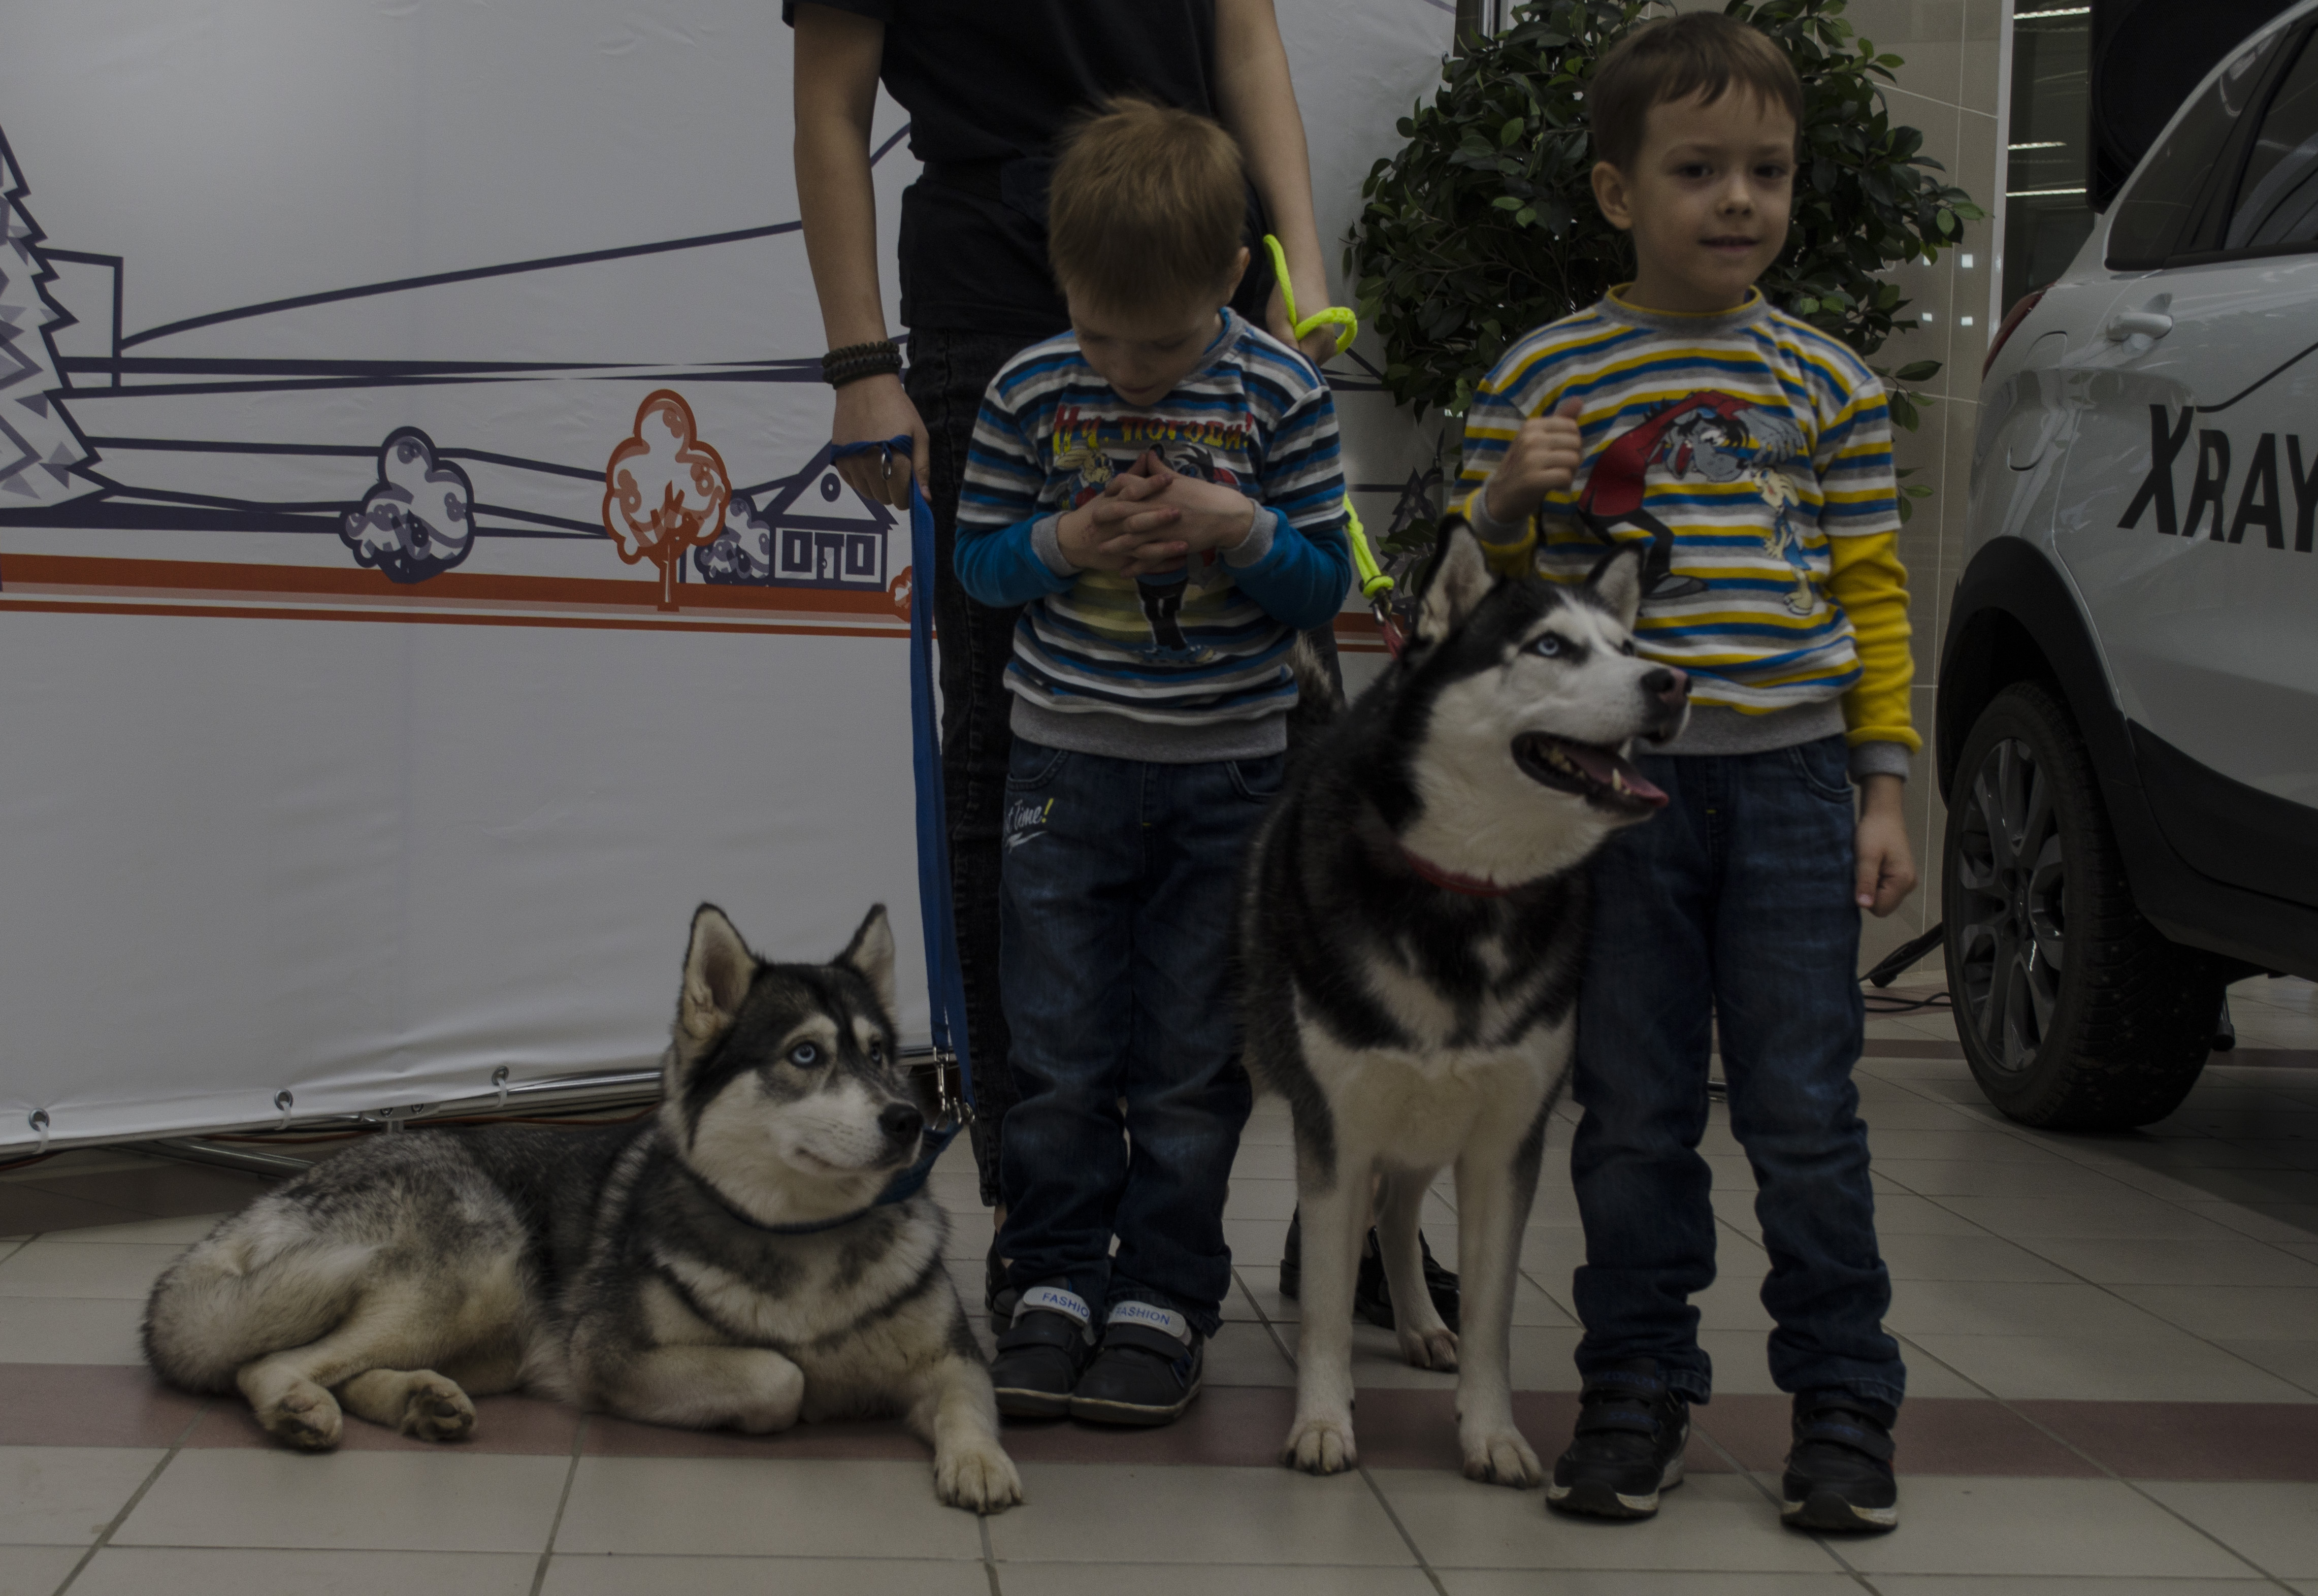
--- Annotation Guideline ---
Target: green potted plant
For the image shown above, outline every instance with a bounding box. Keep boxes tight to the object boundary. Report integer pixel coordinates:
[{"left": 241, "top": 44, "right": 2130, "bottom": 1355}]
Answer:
[{"left": 1349, "top": 0, "right": 1983, "bottom": 539}]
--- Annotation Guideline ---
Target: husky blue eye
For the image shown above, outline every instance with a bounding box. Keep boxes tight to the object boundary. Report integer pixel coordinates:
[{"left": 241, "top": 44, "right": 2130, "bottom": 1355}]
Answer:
[
  {"left": 869, "top": 1040, "right": 886, "bottom": 1064},
  {"left": 1533, "top": 634, "right": 1564, "bottom": 657},
  {"left": 789, "top": 1043, "right": 822, "bottom": 1066}
]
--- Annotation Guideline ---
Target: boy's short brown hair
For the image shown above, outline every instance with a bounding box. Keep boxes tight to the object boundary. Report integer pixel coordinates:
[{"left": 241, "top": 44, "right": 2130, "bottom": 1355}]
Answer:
[
  {"left": 1048, "top": 97, "right": 1247, "bottom": 311},
  {"left": 1589, "top": 13, "right": 1803, "bottom": 172}
]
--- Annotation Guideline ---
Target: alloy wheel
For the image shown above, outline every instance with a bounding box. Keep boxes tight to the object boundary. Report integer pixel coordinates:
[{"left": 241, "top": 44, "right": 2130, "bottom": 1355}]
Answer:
[{"left": 1952, "top": 736, "right": 2067, "bottom": 1075}]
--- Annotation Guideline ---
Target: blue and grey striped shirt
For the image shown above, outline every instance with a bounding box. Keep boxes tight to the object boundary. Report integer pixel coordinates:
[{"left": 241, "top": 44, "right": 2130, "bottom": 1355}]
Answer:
[{"left": 955, "top": 308, "right": 1351, "bottom": 762}]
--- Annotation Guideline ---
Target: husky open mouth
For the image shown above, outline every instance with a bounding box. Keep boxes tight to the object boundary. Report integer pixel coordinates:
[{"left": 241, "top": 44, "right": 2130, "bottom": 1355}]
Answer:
[{"left": 1513, "top": 733, "right": 1670, "bottom": 814}]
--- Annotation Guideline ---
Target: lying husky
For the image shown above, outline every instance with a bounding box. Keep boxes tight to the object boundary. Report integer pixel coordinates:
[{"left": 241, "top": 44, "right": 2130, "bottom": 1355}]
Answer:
[
  {"left": 1243, "top": 524, "right": 1687, "bottom": 1484},
  {"left": 143, "top": 904, "right": 1021, "bottom": 1514}
]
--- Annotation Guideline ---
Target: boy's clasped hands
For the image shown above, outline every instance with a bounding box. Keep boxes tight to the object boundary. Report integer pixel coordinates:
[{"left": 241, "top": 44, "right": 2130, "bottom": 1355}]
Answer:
[{"left": 1055, "top": 450, "right": 1260, "bottom": 576}]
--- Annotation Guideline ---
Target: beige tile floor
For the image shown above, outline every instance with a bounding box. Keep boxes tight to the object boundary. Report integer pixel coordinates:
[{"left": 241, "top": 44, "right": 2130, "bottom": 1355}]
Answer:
[{"left": 2, "top": 977, "right": 2315, "bottom": 1592}]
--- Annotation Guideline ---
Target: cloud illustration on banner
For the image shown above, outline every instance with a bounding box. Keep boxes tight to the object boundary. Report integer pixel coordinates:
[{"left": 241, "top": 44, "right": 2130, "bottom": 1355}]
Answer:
[
  {"left": 603, "top": 389, "right": 730, "bottom": 610},
  {"left": 695, "top": 490, "right": 775, "bottom": 584},
  {"left": 341, "top": 429, "right": 476, "bottom": 583}
]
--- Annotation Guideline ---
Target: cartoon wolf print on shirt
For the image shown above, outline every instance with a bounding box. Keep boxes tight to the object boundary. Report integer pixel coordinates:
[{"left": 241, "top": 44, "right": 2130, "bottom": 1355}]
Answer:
[{"left": 1578, "top": 392, "right": 1818, "bottom": 614}]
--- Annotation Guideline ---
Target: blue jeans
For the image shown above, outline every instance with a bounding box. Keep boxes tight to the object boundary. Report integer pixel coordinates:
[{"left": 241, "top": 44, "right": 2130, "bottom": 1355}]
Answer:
[
  {"left": 995, "top": 738, "right": 1269, "bottom": 1338},
  {"left": 1571, "top": 736, "right": 1905, "bottom": 1411}
]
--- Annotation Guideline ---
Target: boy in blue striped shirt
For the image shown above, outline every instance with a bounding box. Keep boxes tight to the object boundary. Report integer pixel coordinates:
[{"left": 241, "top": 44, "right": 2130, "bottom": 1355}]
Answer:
[{"left": 955, "top": 97, "right": 1352, "bottom": 1427}]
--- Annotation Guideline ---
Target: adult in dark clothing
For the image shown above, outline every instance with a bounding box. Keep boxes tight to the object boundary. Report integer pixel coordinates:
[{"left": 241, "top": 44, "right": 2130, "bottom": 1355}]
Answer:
[{"left": 788, "top": 1, "right": 1343, "bottom": 1228}]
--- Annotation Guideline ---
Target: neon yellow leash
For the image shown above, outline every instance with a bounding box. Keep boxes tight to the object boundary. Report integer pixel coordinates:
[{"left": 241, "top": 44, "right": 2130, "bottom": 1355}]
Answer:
[
  {"left": 1262, "top": 235, "right": 1401, "bottom": 648},
  {"left": 1262, "top": 234, "right": 1357, "bottom": 358}
]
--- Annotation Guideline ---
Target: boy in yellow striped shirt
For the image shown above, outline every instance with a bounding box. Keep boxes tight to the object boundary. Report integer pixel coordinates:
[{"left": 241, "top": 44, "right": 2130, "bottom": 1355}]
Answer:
[{"left": 1456, "top": 13, "right": 1915, "bottom": 1534}]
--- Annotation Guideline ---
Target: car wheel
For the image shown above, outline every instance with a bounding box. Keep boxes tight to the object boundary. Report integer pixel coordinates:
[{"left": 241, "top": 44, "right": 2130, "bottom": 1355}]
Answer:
[{"left": 1942, "top": 680, "right": 2223, "bottom": 1129}]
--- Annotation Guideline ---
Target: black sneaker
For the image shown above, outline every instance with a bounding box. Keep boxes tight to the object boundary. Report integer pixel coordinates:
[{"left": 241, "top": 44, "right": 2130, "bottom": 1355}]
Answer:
[
  {"left": 1546, "top": 1360, "right": 1690, "bottom": 1519},
  {"left": 1781, "top": 1395, "right": 1899, "bottom": 1533},
  {"left": 1068, "top": 1301, "right": 1204, "bottom": 1427},
  {"left": 1279, "top": 1210, "right": 1461, "bottom": 1331},
  {"left": 987, "top": 1282, "right": 1093, "bottom": 1420}
]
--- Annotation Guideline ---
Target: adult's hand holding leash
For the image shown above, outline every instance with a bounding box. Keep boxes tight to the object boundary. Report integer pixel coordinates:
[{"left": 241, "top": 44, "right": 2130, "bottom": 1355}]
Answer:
[
  {"left": 1268, "top": 282, "right": 1343, "bottom": 365},
  {"left": 833, "top": 374, "right": 929, "bottom": 507},
  {"left": 1263, "top": 235, "right": 1356, "bottom": 363}
]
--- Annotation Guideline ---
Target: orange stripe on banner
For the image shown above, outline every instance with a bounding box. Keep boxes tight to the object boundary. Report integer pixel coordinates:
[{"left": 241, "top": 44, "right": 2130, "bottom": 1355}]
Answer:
[
  {"left": 0, "top": 553, "right": 908, "bottom": 634},
  {"left": 0, "top": 599, "right": 900, "bottom": 639},
  {"left": 0, "top": 553, "right": 899, "bottom": 612},
  {"left": 1331, "top": 611, "right": 1392, "bottom": 654},
  {"left": 0, "top": 554, "right": 1396, "bottom": 647}
]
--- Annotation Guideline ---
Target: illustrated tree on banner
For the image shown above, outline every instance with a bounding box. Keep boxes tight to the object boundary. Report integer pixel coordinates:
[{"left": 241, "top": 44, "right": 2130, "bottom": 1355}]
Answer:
[
  {"left": 602, "top": 390, "right": 731, "bottom": 611},
  {"left": 341, "top": 429, "right": 477, "bottom": 583},
  {"left": 0, "top": 130, "right": 96, "bottom": 506}
]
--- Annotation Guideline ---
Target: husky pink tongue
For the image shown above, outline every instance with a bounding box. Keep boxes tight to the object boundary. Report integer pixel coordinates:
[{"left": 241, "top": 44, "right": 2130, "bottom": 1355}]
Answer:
[{"left": 1563, "top": 743, "right": 1669, "bottom": 807}]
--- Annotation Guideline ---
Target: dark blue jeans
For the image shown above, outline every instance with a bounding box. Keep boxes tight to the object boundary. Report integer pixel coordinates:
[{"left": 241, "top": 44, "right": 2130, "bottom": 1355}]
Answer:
[
  {"left": 1571, "top": 736, "right": 1905, "bottom": 1411},
  {"left": 994, "top": 738, "right": 1269, "bottom": 1338}
]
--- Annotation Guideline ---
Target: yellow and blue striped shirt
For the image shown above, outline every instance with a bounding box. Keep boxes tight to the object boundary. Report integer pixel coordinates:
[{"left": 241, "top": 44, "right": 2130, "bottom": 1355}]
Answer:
[{"left": 1458, "top": 288, "right": 1918, "bottom": 760}]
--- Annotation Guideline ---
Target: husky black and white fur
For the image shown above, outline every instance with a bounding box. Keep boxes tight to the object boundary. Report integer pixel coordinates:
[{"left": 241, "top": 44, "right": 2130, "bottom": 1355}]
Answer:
[
  {"left": 1241, "top": 522, "right": 1688, "bottom": 1484},
  {"left": 142, "top": 904, "right": 1022, "bottom": 1513}
]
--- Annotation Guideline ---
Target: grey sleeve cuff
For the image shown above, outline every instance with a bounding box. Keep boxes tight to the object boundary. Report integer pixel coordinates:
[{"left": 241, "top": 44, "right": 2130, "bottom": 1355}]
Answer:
[
  {"left": 1223, "top": 505, "right": 1279, "bottom": 568},
  {"left": 1465, "top": 481, "right": 1527, "bottom": 543},
  {"left": 1032, "top": 513, "right": 1076, "bottom": 578},
  {"left": 1849, "top": 740, "right": 1915, "bottom": 783}
]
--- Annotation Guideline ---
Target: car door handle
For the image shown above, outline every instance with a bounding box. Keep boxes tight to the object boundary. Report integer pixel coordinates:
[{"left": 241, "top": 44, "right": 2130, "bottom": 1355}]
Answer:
[{"left": 2106, "top": 310, "right": 2174, "bottom": 341}]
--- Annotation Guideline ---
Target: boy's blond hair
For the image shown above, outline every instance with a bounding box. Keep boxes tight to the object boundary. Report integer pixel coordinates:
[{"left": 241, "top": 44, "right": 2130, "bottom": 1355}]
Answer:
[
  {"left": 1048, "top": 97, "right": 1247, "bottom": 311},
  {"left": 1590, "top": 13, "right": 1803, "bottom": 172}
]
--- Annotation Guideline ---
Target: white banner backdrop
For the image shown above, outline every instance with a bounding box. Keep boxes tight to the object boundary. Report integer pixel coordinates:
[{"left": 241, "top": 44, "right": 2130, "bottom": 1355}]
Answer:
[{"left": 0, "top": 0, "right": 1449, "bottom": 1148}]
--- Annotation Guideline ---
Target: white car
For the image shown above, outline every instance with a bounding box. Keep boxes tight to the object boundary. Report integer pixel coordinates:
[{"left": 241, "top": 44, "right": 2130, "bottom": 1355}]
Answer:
[{"left": 1944, "top": 0, "right": 2318, "bottom": 1128}]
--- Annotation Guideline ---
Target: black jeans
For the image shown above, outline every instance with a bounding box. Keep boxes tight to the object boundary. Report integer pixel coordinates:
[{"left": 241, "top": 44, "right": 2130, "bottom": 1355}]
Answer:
[
  {"left": 905, "top": 325, "right": 1346, "bottom": 1208},
  {"left": 908, "top": 327, "right": 1038, "bottom": 1207}
]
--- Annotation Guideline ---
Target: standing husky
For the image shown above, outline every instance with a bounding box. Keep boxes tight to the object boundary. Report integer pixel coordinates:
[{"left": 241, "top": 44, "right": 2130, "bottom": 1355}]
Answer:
[
  {"left": 143, "top": 904, "right": 1022, "bottom": 1514},
  {"left": 1242, "top": 524, "right": 1687, "bottom": 1484}
]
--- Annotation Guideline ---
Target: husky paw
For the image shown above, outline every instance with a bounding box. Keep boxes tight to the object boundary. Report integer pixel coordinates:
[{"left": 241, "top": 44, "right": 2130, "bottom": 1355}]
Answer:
[
  {"left": 936, "top": 1442, "right": 1024, "bottom": 1514},
  {"left": 262, "top": 1385, "right": 344, "bottom": 1451},
  {"left": 1461, "top": 1428, "right": 1543, "bottom": 1489},
  {"left": 400, "top": 1375, "right": 477, "bottom": 1443},
  {"left": 1283, "top": 1416, "right": 1359, "bottom": 1476},
  {"left": 1398, "top": 1324, "right": 1459, "bottom": 1372}
]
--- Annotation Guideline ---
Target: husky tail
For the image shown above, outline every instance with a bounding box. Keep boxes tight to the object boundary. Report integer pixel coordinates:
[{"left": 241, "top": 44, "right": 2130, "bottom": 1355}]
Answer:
[
  {"left": 1286, "top": 630, "right": 1347, "bottom": 749},
  {"left": 142, "top": 1202, "right": 376, "bottom": 1393}
]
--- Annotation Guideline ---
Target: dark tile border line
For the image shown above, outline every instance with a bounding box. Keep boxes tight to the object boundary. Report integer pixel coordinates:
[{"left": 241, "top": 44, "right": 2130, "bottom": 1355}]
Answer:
[
  {"left": 1854, "top": 1037, "right": 2317, "bottom": 1067},
  {"left": 9, "top": 1365, "right": 2314, "bottom": 1481}
]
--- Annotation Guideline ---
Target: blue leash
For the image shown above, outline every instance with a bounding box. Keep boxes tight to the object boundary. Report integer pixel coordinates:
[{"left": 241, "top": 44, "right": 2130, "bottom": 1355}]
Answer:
[{"left": 829, "top": 437, "right": 976, "bottom": 1123}]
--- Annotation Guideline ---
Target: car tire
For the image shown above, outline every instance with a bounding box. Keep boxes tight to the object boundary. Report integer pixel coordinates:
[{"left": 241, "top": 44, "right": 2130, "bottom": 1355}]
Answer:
[{"left": 1942, "top": 679, "right": 2223, "bottom": 1129}]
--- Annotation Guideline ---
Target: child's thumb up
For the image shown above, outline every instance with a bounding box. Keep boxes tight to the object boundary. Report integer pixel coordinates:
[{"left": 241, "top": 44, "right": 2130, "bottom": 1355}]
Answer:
[{"left": 1552, "top": 397, "right": 1584, "bottom": 422}]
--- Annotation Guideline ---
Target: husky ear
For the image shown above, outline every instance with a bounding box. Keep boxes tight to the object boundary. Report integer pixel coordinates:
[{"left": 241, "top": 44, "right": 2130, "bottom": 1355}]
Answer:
[
  {"left": 1585, "top": 544, "right": 1646, "bottom": 632},
  {"left": 679, "top": 904, "right": 756, "bottom": 1045},
  {"left": 1414, "top": 517, "right": 1495, "bottom": 647},
  {"left": 837, "top": 904, "right": 897, "bottom": 1019}
]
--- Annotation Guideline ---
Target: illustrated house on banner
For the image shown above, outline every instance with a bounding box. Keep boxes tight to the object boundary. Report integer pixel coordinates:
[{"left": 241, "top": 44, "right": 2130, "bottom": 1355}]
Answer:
[{"left": 696, "top": 442, "right": 896, "bottom": 593}]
